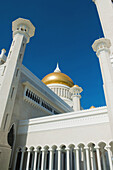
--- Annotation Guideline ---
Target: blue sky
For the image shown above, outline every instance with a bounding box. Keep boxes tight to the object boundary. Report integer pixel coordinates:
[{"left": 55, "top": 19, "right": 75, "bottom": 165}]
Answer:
[{"left": 0, "top": 0, "right": 105, "bottom": 109}]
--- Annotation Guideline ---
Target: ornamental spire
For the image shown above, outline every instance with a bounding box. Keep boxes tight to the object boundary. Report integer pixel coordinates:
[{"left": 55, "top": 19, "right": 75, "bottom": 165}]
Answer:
[{"left": 54, "top": 62, "right": 61, "bottom": 73}]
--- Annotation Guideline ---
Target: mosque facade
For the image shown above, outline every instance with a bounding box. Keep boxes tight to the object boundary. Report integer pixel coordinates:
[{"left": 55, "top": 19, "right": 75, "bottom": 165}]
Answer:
[{"left": 0, "top": 0, "right": 113, "bottom": 169}]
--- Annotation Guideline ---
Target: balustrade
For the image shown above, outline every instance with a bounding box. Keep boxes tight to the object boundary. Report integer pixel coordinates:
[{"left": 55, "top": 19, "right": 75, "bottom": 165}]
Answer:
[{"left": 13, "top": 142, "right": 113, "bottom": 170}]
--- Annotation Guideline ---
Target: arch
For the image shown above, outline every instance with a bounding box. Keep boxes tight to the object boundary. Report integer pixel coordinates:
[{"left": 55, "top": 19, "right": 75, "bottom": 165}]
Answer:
[
  {"left": 68, "top": 144, "right": 75, "bottom": 149},
  {"left": 51, "top": 145, "right": 57, "bottom": 150},
  {"left": 44, "top": 145, "right": 49, "bottom": 150},
  {"left": 77, "top": 143, "right": 85, "bottom": 148},
  {"left": 59, "top": 144, "right": 66, "bottom": 149},
  {"left": 98, "top": 141, "right": 106, "bottom": 150}
]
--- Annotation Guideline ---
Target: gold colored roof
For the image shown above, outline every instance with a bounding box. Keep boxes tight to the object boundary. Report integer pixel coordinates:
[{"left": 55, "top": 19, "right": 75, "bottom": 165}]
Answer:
[
  {"left": 90, "top": 106, "right": 96, "bottom": 109},
  {"left": 42, "top": 63, "right": 74, "bottom": 87},
  {"left": 42, "top": 72, "right": 74, "bottom": 87},
  {"left": 73, "top": 85, "right": 79, "bottom": 87}
]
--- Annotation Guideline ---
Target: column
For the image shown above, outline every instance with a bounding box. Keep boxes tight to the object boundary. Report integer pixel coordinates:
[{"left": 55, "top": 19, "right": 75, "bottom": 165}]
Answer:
[
  {"left": 49, "top": 149, "right": 54, "bottom": 170},
  {"left": 37, "top": 151, "right": 41, "bottom": 170},
  {"left": 92, "top": 38, "right": 113, "bottom": 135},
  {"left": 92, "top": 0, "right": 113, "bottom": 53},
  {"left": 41, "top": 148, "right": 46, "bottom": 170},
  {"left": 57, "top": 148, "right": 62, "bottom": 170},
  {"left": 26, "top": 149, "right": 31, "bottom": 170},
  {"left": 13, "top": 148, "right": 19, "bottom": 170},
  {"left": 75, "top": 147, "right": 80, "bottom": 170},
  {"left": 100, "top": 148, "right": 106, "bottom": 170},
  {"left": 84, "top": 147, "right": 90, "bottom": 170},
  {"left": 0, "top": 18, "right": 35, "bottom": 170},
  {"left": 33, "top": 148, "right": 39, "bottom": 170},
  {"left": 69, "top": 85, "right": 83, "bottom": 111},
  {"left": 81, "top": 147, "right": 86, "bottom": 170},
  {"left": 73, "top": 149, "right": 76, "bottom": 170},
  {"left": 19, "top": 147, "right": 26, "bottom": 170},
  {"left": 106, "top": 146, "right": 113, "bottom": 170},
  {"left": 95, "top": 146, "right": 102, "bottom": 170},
  {"left": 44, "top": 150, "right": 48, "bottom": 170},
  {"left": 90, "top": 145, "right": 95, "bottom": 170},
  {"left": 66, "top": 147, "right": 70, "bottom": 170}
]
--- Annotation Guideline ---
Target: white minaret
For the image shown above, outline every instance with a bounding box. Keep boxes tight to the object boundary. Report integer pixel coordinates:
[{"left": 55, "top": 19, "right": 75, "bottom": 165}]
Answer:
[
  {"left": 0, "top": 18, "right": 35, "bottom": 170},
  {"left": 92, "top": 38, "right": 113, "bottom": 136},
  {"left": 93, "top": 0, "right": 113, "bottom": 53},
  {"left": 70, "top": 85, "right": 83, "bottom": 111}
]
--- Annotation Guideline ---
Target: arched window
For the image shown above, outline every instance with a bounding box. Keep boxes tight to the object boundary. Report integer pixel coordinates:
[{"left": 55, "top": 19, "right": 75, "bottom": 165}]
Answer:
[{"left": 8, "top": 124, "right": 15, "bottom": 149}]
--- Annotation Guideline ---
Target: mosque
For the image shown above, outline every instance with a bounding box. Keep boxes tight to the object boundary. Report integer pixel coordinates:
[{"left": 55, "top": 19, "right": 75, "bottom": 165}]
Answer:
[{"left": 0, "top": 0, "right": 113, "bottom": 169}]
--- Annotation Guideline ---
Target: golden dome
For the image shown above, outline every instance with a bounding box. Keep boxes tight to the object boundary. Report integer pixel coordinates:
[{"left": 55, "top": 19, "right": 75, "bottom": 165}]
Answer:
[
  {"left": 42, "top": 63, "right": 74, "bottom": 87},
  {"left": 73, "top": 85, "right": 79, "bottom": 87},
  {"left": 90, "top": 106, "right": 96, "bottom": 109}
]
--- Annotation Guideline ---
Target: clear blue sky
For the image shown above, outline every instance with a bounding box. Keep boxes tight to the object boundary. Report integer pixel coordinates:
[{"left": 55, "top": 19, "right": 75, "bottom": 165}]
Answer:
[{"left": 0, "top": 0, "right": 105, "bottom": 109}]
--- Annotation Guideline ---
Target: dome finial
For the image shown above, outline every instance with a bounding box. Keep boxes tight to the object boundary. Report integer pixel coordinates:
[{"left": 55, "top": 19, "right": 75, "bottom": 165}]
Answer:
[{"left": 54, "top": 62, "right": 61, "bottom": 73}]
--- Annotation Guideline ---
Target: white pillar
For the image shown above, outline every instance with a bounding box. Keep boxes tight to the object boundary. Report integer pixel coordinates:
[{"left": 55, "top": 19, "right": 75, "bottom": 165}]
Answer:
[
  {"left": 13, "top": 148, "right": 19, "bottom": 170},
  {"left": 92, "top": 38, "right": 113, "bottom": 135},
  {"left": 41, "top": 149, "right": 46, "bottom": 170},
  {"left": 92, "top": 0, "right": 113, "bottom": 53},
  {"left": 44, "top": 150, "right": 48, "bottom": 170},
  {"left": 75, "top": 147, "right": 80, "bottom": 170},
  {"left": 90, "top": 145, "right": 95, "bottom": 170},
  {"left": 33, "top": 148, "right": 38, "bottom": 170},
  {"left": 19, "top": 147, "right": 26, "bottom": 170},
  {"left": 95, "top": 146, "right": 102, "bottom": 170},
  {"left": 84, "top": 147, "right": 90, "bottom": 170},
  {"left": 106, "top": 146, "right": 113, "bottom": 170},
  {"left": 49, "top": 149, "right": 54, "bottom": 170},
  {"left": 0, "top": 18, "right": 35, "bottom": 170},
  {"left": 82, "top": 147, "right": 86, "bottom": 170},
  {"left": 70, "top": 85, "right": 83, "bottom": 111},
  {"left": 57, "top": 148, "right": 62, "bottom": 170},
  {"left": 66, "top": 147, "right": 70, "bottom": 170},
  {"left": 26, "top": 149, "right": 31, "bottom": 170}
]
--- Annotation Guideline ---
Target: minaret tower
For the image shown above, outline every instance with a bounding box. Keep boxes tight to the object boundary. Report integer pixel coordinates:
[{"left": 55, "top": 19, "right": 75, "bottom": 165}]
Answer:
[
  {"left": 93, "top": 0, "right": 113, "bottom": 53},
  {"left": 70, "top": 85, "right": 83, "bottom": 111},
  {"left": 92, "top": 38, "right": 113, "bottom": 136},
  {"left": 0, "top": 18, "right": 35, "bottom": 170}
]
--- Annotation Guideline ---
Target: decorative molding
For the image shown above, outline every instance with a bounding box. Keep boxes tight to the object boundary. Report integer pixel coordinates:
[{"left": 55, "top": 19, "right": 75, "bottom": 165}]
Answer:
[{"left": 18, "top": 106, "right": 109, "bottom": 134}]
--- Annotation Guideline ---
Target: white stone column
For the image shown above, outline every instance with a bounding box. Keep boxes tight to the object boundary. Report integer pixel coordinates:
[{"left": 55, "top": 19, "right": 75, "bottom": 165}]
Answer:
[
  {"left": 92, "top": 0, "right": 113, "bottom": 53},
  {"left": 44, "top": 150, "right": 48, "bottom": 170},
  {"left": 84, "top": 147, "right": 90, "bottom": 170},
  {"left": 106, "top": 146, "right": 113, "bottom": 170},
  {"left": 41, "top": 149, "right": 46, "bottom": 170},
  {"left": 81, "top": 147, "right": 86, "bottom": 170},
  {"left": 75, "top": 147, "right": 80, "bottom": 170},
  {"left": 66, "top": 147, "right": 70, "bottom": 170},
  {"left": 90, "top": 145, "right": 95, "bottom": 170},
  {"left": 92, "top": 38, "right": 113, "bottom": 135},
  {"left": 49, "top": 149, "right": 54, "bottom": 170},
  {"left": 13, "top": 148, "right": 19, "bottom": 170},
  {"left": 95, "top": 146, "right": 102, "bottom": 170},
  {"left": 0, "top": 18, "right": 35, "bottom": 170},
  {"left": 19, "top": 147, "right": 26, "bottom": 170},
  {"left": 57, "top": 148, "right": 62, "bottom": 170},
  {"left": 70, "top": 85, "right": 83, "bottom": 111},
  {"left": 33, "top": 148, "right": 39, "bottom": 170},
  {"left": 26, "top": 149, "right": 31, "bottom": 170}
]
